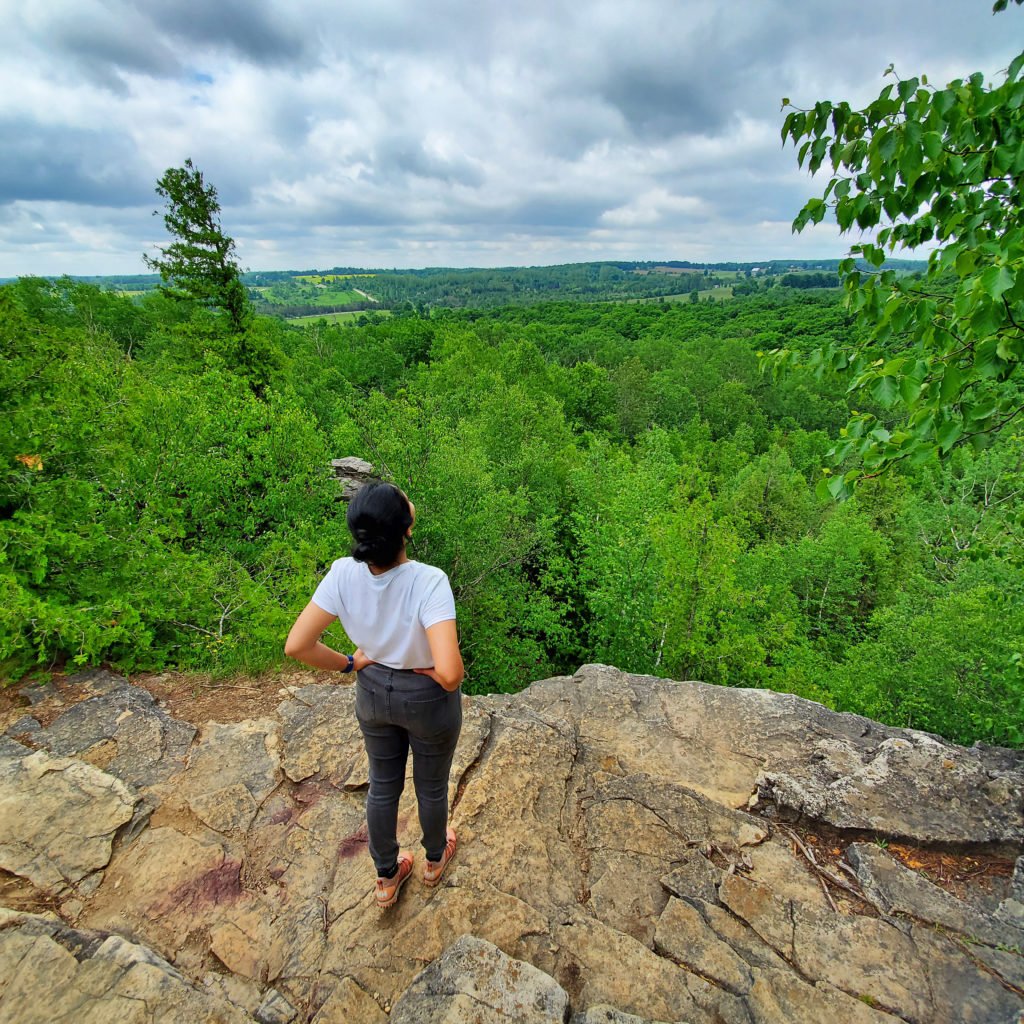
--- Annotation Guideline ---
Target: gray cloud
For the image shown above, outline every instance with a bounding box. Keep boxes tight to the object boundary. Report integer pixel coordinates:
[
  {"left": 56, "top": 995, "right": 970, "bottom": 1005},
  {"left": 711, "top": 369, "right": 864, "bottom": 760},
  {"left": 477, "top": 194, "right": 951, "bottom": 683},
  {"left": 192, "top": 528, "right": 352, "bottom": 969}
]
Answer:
[
  {"left": 0, "top": 0, "right": 1018, "bottom": 275},
  {"left": 142, "top": 0, "right": 308, "bottom": 66},
  {"left": 0, "top": 119, "right": 149, "bottom": 206}
]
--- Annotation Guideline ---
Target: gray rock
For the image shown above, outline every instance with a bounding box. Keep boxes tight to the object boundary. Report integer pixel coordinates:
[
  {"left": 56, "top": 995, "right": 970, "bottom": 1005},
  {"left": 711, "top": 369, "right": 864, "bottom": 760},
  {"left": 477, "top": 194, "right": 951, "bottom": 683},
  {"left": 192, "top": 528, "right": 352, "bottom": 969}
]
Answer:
[
  {"left": 5, "top": 715, "right": 41, "bottom": 741},
  {"left": 0, "top": 910, "right": 253, "bottom": 1023},
  {"left": 571, "top": 1006, "right": 676, "bottom": 1024},
  {"left": 995, "top": 898, "right": 1024, "bottom": 932},
  {"left": 15, "top": 679, "right": 58, "bottom": 705},
  {"left": 753, "top": 731, "right": 1024, "bottom": 844},
  {"left": 330, "top": 456, "right": 374, "bottom": 475},
  {"left": 999, "top": 857, "right": 1024, "bottom": 930},
  {"left": 65, "top": 668, "right": 133, "bottom": 695},
  {"left": 389, "top": 935, "right": 570, "bottom": 1024},
  {"left": 32, "top": 681, "right": 196, "bottom": 790},
  {"left": 660, "top": 852, "right": 721, "bottom": 904},
  {"left": 910, "top": 922, "right": 1024, "bottom": 1024},
  {"left": 330, "top": 457, "right": 379, "bottom": 500},
  {"left": 654, "top": 897, "right": 753, "bottom": 994},
  {"left": 0, "top": 747, "right": 138, "bottom": 895},
  {"left": 847, "top": 841, "right": 1023, "bottom": 947},
  {"left": 255, "top": 986, "right": 298, "bottom": 1024},
  {"left": 0, "top": 735, "right": 30, "bottom": 758}
]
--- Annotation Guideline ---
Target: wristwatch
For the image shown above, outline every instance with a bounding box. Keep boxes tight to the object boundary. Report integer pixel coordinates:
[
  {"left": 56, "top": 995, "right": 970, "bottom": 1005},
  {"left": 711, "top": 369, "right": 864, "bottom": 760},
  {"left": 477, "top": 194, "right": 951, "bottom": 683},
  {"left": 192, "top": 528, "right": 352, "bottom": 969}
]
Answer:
[{"left": 344, "top": 654, "right": 355, "bottom": 673}]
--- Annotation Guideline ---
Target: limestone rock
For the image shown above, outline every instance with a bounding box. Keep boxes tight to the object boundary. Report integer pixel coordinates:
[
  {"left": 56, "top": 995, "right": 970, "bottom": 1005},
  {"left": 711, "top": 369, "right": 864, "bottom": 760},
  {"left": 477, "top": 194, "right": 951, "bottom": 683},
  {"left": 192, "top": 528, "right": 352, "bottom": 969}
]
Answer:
[
  {"left": 254, "top": 986, "right": 298, "bottom": 1024},
  {"left": 0, "top": 745, "right": 137, "bottom": 895},
  {"left": 30, "top": 673, "right": 196, "bottom": 790},
  {"left": 3, "top": 663, "right": 1021, "bottom": 1024},
  {"left": 189, "top": 781, "right": 259, "bottom": 833},
  {"left": 847, "top": 841, "right": 1024, "bottom": 947},
  {"left": 184, "top": 719, "right": 280, "bottom": 803},
  {"left": 389, "top": 935, "right": 570, "bottom": 1024},
  {"left": 660, "top": 852, "right": 721, "bottom": 904},
  {"left": 311, "top": 977, "right": 388, "bottom": 1023},
  {"left": 720, "top": 871, "right": 1024, "bottom": 1024},
  {"left": 745, "top": 969, "right": 896, "bottom": 1024},
  {"left": 330, "top": 457, "right": 379, "bottom": 500},
  {"left": 754, "top": 730, "right": 1024, "bottom": 844},
  {"left": 0, "top": 910, "right": 253, "bottom": 1023},
  {"left": 571, "top": 1008, "right": 675, "bottom": 1024},
  {"left": 80, "top": 826, "right": 237, "bottom": 960},
  {"left": 654, "top": 897, "right": 752, "bottom": 994},
  {"left": 277, "top": 684, "right": 365, "bottom": 784}
]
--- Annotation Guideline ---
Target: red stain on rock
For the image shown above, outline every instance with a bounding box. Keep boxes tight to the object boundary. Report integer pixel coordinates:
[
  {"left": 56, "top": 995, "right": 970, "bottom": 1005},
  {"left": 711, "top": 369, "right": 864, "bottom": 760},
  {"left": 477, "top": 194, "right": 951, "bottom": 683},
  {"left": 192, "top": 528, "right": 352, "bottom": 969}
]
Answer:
[
  {"left": 269, "top": 807, "right": 294, "bottom": 826},
  {"left": 338, "top": 825, "right": 368, "bottom": 859},
  {"left": 294, "top": 779, "right": 327, "bottom": 806},
  {"left": 151, "top": 858, "right": 243, "bottom": 917}
]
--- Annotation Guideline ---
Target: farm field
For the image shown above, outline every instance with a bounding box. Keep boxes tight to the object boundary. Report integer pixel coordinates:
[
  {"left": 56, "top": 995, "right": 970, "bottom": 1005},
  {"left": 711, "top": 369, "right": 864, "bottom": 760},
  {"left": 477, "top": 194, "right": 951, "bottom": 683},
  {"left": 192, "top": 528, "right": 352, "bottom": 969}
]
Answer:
[
  {"left": 293, "top": 273, "right": 375, "bottom": 283},
  {"left": 285, "top": 309, "right": 392, "bottom": 325}
]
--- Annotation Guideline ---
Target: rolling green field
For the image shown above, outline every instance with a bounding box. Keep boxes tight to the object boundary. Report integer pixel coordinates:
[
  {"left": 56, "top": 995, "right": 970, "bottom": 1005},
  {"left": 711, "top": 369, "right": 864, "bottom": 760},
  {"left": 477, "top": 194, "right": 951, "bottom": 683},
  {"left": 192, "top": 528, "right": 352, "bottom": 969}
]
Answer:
[
  {"left": 285, "top": 309, "right": 391, "bottom": 325},
  {"left": 293, "top": 273, "right": 375, "bottom": 283}
]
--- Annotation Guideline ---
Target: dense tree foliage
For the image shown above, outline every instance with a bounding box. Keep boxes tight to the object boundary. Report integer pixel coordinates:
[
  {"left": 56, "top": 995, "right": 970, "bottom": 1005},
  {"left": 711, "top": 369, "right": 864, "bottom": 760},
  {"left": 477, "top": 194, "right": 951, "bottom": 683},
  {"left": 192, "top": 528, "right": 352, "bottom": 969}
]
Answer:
[
  {"left": 774, "top": 35, "right": 1024, "bottom": 496},
  {"left": 2, "top": 278, "right": 1021, "bottom": 747}
]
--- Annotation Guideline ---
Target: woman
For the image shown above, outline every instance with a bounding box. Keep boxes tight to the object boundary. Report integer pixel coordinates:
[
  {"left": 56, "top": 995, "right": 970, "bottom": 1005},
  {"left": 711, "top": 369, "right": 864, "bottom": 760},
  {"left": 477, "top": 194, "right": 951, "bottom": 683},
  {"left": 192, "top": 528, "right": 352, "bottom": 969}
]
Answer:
[{"left": 285, "top": 482, "right": 464, "bottom": 909}]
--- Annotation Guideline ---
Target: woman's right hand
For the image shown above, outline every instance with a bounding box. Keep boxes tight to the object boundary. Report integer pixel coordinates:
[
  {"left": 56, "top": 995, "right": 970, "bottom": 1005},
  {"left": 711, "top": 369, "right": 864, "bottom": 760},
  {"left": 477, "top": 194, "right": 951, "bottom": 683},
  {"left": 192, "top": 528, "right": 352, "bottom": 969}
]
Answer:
[{"left": 353, "top": 648, "right": 376, "bottom": 672}]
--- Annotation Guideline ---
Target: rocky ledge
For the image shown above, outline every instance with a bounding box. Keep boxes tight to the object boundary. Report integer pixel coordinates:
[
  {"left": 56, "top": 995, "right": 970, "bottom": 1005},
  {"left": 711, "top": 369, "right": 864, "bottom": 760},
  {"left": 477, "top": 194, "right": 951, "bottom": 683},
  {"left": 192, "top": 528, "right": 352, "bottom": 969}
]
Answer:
[{"left": 1, "top": 665, "right": 1022, "bottom": 1024}]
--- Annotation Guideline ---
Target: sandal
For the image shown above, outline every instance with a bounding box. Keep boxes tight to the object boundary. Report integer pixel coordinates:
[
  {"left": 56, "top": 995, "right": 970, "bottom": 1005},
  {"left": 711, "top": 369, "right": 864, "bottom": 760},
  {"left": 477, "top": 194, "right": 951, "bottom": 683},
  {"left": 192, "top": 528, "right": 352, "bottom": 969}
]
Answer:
[
  {"left": 375, "top": 851, "right": 414, "bottom": 909},
  {"left": 423, "top": 827, "right": 457, "bottom": 887}
]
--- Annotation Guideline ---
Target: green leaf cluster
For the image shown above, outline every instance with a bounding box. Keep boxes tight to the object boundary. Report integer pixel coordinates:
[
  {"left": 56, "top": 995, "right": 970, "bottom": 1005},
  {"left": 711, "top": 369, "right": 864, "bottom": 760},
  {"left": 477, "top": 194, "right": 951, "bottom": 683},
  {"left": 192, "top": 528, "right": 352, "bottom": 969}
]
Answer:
[{"left": 776, "top": 42, "right": 1024, "bottom": 494}]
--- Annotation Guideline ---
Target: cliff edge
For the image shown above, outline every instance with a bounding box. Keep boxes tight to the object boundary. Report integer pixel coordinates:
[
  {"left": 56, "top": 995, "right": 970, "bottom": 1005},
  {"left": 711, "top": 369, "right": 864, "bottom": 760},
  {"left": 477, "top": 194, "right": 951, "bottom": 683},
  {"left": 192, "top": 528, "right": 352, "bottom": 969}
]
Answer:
[{"left": 1, "top": 665, "right": 1022, "bottom": 1023}]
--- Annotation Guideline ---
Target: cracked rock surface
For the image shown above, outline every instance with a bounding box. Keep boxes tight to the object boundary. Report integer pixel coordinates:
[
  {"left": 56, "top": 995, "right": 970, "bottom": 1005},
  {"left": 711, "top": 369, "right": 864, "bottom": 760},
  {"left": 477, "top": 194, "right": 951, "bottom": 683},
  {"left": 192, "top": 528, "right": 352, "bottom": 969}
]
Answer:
[{"left": 1, "top": 664, "right": 1022, "bottom": 1023}]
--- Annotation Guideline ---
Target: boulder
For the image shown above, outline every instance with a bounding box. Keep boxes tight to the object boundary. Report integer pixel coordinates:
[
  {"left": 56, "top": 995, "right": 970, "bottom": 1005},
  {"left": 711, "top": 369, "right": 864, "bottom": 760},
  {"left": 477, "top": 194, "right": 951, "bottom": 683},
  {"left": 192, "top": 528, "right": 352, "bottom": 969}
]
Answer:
[{"left": 389, "top": 935, "right": 570, "bottom": 1024}]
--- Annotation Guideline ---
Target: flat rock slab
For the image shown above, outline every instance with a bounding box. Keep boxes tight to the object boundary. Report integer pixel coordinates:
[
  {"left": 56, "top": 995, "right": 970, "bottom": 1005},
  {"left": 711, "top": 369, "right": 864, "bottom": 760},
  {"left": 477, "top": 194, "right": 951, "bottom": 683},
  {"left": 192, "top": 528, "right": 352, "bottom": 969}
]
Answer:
[
  {"left": 0, "top": 745, "right": 138, "bottom": 895},
  {"left": 28, "top": 672, "right": 196, "bottom": 790},
  {"left": 0, "top": 909, "right": 253, "bottom": 1023},
  {"left": 390, "top": 935, "right": 570, "bottom": 1024},
  {"left": 720, "top": 872, "right": 1023, "bottom": 1024},
  {"left": 847, "top": 841, "right": 1024, "bottom": 948}
]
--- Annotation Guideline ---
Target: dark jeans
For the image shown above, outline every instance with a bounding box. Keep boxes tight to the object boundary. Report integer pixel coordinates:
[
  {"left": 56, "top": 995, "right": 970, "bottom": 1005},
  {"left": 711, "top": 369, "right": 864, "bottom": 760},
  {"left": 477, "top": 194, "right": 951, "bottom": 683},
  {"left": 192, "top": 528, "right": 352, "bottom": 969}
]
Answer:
[{"left": 354, "top": 663, "right": 462, "bottom": 877}]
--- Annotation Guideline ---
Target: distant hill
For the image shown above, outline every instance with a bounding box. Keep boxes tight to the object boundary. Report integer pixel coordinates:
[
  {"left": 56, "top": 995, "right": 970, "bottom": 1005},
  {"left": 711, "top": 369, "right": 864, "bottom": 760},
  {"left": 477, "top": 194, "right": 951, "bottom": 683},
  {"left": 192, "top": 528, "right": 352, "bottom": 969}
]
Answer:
[{"left": 2, "top": 258, "right": 928, "bottom": 316}]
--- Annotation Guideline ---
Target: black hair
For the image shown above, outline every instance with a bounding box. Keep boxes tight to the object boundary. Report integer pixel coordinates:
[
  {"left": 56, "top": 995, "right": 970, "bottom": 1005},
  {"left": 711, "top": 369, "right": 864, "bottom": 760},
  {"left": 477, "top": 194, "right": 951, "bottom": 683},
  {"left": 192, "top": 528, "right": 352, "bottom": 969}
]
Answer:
[{"left": 346, "top": 482, "right": 413, "bottom": 567}]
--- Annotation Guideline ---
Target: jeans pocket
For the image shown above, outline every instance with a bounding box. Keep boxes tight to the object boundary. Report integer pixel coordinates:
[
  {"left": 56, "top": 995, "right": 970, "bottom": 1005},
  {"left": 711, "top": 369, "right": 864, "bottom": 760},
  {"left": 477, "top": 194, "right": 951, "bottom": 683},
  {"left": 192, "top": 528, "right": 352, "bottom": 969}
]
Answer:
[
  {"left": 355, "top": 677, "right": 375, "bottom": 722},
  {"left": 403, "top": 690, "right": 453, "bottom": 737}
]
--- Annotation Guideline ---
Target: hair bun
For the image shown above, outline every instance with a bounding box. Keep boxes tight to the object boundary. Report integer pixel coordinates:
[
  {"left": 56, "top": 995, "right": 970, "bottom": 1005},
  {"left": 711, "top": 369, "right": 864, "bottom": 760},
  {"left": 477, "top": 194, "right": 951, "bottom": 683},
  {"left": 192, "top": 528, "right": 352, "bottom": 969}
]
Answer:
[{"left": 346, "top": 482, "right": 413, "bottom": 568}]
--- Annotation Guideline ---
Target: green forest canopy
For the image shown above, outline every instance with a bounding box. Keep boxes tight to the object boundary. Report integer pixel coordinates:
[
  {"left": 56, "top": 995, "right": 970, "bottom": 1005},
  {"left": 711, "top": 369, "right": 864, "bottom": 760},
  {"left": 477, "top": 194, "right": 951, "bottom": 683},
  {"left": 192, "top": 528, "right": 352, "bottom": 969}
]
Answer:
[{"left": 2, "top": 279, "right": 1021, "bottom": 748}]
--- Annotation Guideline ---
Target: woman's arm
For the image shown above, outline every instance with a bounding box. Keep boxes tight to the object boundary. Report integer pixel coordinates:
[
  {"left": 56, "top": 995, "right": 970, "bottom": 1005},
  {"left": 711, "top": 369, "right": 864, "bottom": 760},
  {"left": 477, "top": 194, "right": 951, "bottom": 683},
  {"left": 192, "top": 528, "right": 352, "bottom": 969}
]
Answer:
[
  {"left": 285, "top": 602, "right": 371, "bottom": 671},
  {"left": 414, "top": 619, "right": 464, "bottom": 691}
]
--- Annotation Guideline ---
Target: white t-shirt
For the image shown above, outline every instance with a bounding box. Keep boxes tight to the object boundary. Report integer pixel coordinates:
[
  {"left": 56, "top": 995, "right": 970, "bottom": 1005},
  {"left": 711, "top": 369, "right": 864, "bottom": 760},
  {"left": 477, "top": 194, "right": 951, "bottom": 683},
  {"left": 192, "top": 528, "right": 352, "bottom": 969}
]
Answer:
[{"left": 311, "top": 557, "right": 456, "bottom": 670}]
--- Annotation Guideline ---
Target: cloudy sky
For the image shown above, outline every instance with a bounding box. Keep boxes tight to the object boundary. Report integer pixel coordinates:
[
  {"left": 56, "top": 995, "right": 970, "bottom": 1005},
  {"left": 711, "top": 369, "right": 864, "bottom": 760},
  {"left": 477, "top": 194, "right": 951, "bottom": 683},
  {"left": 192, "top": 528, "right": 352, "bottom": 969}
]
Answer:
[{"left": 0, "top": 1, "right": 1017, "bottom": 276}]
